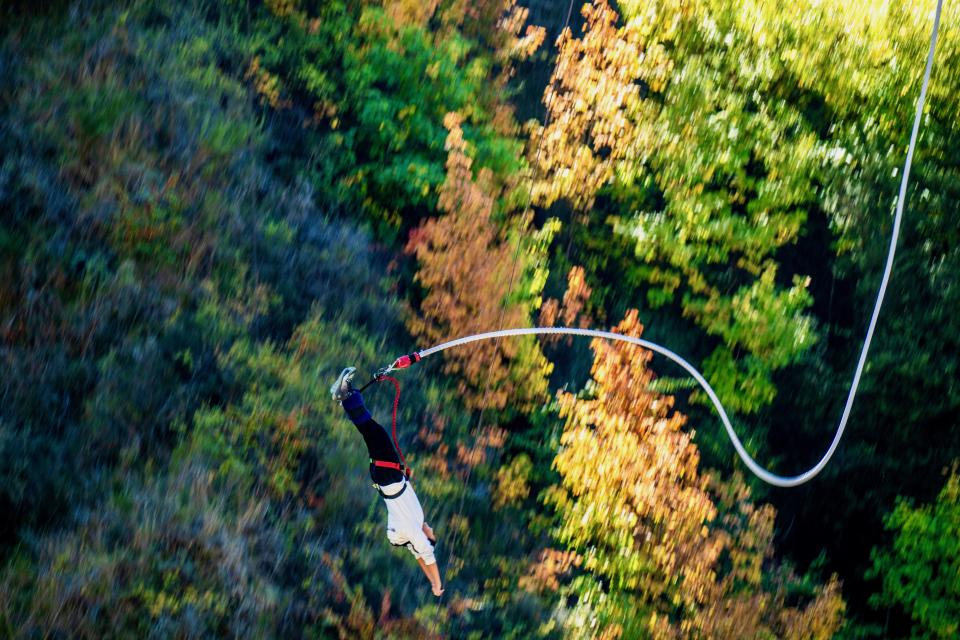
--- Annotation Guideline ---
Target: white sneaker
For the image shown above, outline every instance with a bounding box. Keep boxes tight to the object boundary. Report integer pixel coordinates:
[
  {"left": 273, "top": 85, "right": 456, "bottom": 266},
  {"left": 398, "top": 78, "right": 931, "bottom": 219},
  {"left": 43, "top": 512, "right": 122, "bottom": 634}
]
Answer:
[{"left": 330, "top": 367, "right": 357, "bottom": 401}]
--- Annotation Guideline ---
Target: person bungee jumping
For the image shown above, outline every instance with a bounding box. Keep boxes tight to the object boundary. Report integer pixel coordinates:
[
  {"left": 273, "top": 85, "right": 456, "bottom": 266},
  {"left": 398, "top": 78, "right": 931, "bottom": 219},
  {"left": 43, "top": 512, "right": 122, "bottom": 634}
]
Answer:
[{"left": 330, "top": 366, "right": 444, "bottom": 597}]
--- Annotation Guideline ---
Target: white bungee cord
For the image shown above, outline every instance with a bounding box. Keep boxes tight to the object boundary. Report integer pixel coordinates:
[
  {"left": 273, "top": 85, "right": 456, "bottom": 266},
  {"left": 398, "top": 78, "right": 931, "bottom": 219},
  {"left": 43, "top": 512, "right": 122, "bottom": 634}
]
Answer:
[{"left": 389, "top": 0, "right": 944, "bottom": 488}]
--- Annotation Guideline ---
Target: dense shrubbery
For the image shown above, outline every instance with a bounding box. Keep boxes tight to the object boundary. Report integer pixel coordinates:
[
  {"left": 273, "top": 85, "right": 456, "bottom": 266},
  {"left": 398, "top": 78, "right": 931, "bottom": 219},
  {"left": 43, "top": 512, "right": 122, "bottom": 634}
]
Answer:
[{"left": 0, "top": 2, "right": 554, "bottom": 635}]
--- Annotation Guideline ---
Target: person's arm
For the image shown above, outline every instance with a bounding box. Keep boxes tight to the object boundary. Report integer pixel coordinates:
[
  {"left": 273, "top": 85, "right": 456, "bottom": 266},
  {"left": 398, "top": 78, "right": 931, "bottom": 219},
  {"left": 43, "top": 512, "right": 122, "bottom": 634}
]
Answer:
[{"left": 417, "top": 557, "right": 443, "bottom": 596}]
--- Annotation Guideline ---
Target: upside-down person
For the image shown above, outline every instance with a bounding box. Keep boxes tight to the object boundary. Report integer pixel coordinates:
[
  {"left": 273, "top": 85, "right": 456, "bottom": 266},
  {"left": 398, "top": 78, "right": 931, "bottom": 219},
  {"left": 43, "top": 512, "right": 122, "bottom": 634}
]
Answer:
[{"left": 330, "top": 367, "right": 444, "bottom": 596}]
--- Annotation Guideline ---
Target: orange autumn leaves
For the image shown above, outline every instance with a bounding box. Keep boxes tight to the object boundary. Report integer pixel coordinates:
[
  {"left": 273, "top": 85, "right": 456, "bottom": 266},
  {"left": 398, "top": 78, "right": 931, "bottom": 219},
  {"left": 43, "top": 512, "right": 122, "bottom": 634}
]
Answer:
[
  {"left": 539, "top": 265, "right": 594, "bottom": 344},
  {"left": 405, "top": 113, "right": 551, "bottom": 410},
  {"left": 543, "top": 311, "right": 844, "bottom": 638}
]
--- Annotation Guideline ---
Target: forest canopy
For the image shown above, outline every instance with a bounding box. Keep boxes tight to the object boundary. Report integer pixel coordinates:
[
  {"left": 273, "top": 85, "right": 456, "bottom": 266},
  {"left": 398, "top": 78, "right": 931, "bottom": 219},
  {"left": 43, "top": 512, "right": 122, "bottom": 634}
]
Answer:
[{"left": 1, "top": 0, "right": 957, "bottom": 638}]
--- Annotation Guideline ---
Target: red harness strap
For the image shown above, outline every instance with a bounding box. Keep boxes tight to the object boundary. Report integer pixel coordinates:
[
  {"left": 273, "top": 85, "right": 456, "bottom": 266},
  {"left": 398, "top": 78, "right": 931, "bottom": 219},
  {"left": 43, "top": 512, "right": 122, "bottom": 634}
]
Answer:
[{"left": 370, "top": 375, "right": 411, "bottom": 479}]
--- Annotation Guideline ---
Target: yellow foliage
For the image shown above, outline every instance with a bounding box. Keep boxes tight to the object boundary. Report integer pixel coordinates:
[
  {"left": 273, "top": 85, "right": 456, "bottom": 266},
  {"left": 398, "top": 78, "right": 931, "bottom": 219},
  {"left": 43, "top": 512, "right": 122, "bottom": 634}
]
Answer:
[
  {"left": 494, "top": 453, "right": 533, "bottom": 509},
  {"left": 531, "top": 0, "right": 673, "bottom": 210},
  {"left": 548, "top": 311, "right": 845, "bottom": 636},
  {"left": 779, "top": 576, "right": 846, "bottom": 640},
  {"left": 496, "top": 1, "right": 546, "bottom": 67},
  {"left": 383, "top": 0, "right": 440, "bottom": 29},
  {"left": 552, "top": 310, "right": 722, "bottom": 609}
]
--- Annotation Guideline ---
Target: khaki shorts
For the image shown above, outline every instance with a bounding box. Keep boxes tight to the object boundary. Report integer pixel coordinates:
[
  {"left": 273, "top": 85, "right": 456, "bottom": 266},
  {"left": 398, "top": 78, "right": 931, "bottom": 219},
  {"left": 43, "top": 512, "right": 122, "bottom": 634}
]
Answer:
[{"left": 381, "top": 481, "right": 436, "bottom": 564}]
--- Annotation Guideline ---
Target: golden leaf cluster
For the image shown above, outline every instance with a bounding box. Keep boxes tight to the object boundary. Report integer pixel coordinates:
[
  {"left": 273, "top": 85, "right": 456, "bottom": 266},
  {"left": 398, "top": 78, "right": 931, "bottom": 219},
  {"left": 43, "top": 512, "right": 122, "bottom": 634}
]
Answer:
[
  {"left": 540, "top": 266, "right": 594, "bottom": 350},
  {"left": 493, "top": 453, "right": 534, "bottom": 509},
  {"left": 246, "top": 57, "right": 290, "bottom": 109},
  {"left": 519, "top": 548, "right": 583, "bottom": 594},
  {"left": 531, "top": 0, "right": 670, "bottom": 210},
  {"left": 383, "top": 0, "right": 441, "bottom": 29},
  {"left": 541, "top": 265, "right": 593, "bottom": 325},
  {"left": 495, "top": 1, "right": 546, "bottom": 69},
  {"left": 549, "top": 310, "right": 845, "bottom": 637}
]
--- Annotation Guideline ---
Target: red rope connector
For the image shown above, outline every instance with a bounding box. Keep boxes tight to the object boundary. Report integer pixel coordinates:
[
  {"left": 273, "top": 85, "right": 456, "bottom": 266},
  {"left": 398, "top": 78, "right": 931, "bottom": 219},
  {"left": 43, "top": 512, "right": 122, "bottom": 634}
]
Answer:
[{"left": 391, "top": 352, "right": 422, "bottom": 370}]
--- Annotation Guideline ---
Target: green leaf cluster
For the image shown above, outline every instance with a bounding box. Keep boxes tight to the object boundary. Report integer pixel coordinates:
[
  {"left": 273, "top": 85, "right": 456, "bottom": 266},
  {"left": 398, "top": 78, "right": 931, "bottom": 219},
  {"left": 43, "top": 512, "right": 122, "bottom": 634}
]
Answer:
[{"left": 867, "top": 469, "right": 960, "bottom": 639}]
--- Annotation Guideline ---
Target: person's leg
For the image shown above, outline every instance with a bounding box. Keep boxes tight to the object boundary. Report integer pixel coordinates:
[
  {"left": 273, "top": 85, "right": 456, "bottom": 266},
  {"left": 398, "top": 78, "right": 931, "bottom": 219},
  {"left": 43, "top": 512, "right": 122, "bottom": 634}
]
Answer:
[
  {"left": 405, "top": 520, "right": 441, "bottom": 594},
  {"left": 417, "top": 557, "right": 444, "bottom": 596},
  {"left": 386, "top": 523, "right": 443, "bottom": 596},
  {"left": 341, "top": 389, "right": 373, "bottom": 425},
  {"left": 340, "top": 387, "right": 405, "bottom": 485},
  {"left": 389, "top": 486, "right": 442, "bottom": 594}
]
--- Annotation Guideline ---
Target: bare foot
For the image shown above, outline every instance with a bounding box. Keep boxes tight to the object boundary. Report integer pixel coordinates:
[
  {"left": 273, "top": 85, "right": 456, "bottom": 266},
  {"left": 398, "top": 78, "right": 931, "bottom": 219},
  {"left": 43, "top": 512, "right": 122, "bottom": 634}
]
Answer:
[{"left": 422, "top": 522, "right": 436, "bottom": 544}]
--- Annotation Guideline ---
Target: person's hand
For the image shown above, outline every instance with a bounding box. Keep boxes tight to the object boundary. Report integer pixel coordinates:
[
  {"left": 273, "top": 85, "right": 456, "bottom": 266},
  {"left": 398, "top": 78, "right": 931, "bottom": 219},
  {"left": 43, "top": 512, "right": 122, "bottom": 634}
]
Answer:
[
  {"left": 432, "top": 582, "right": 444, "bottom": 597},
  {"left": 422, "top": 523, "right": 436, "bottom": 544}
]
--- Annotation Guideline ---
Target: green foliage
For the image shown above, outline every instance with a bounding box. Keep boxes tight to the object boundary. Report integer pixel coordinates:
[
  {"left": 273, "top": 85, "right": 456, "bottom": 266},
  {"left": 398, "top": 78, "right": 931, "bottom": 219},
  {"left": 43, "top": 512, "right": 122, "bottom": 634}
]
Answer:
[
  {"left": 0, "top": 1, "right": 265, "bottom": 533},
  {"left": 183, "top": 314, "right": 383, "bottom": 505},
  {"left": 738, "top": 3, "right": 960, "bottom": 632},
  {"left": 250, "top": 1, "right": 527, "bottom": 236},
  {"left": 867, "top": 468, "right": 960, "bottom": 639},
  {"left": 534, "top": 1, "right": 960, "bottom": 633},
  {"left": 0, "top": 3, "right": 475, "bottom": 635},
  {"left": 9, "top": 463, "right": 283, "bottom": 638},
  {"left": 607, "top": 0, "right": 825, "bottom": 414}
]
